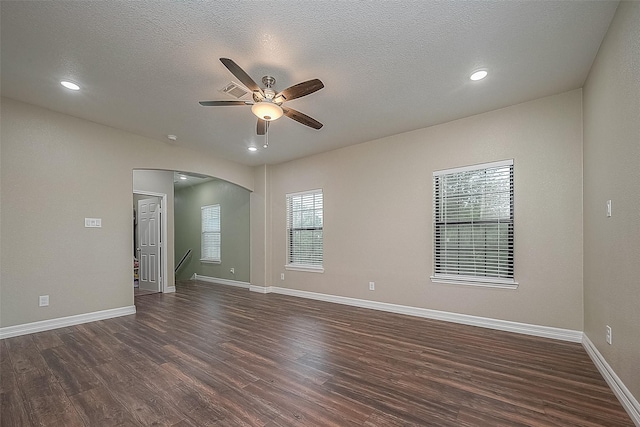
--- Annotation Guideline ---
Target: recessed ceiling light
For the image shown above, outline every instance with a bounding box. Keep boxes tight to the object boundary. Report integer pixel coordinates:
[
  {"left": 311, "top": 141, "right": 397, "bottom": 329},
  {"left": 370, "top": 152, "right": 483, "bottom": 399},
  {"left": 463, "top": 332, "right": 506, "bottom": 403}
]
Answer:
[
  {"left": 60, "top": 81, "right": 80, "bottom": 91},
  {"left": 179, "top": 176, "right": 187, "bottom": 180},
  {"left": 248, "top": 146, "right": 258, "bottom": 152},
  {"left": 470, "top": 70, "right": 488, "bottom": 81}
]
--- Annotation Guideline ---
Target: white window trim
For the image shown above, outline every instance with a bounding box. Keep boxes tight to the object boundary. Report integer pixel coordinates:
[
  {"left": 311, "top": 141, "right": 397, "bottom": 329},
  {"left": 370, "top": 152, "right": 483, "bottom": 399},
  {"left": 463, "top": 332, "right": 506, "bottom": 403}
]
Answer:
[
  {"left": 433, "top": 159, "right": 514, "bottom": 176},
  {"left": 285, "top": 188, "right": 324, "bottom": 270},
  {"left": 431, "top": 159, "right": 516, "bottom": 289},
  {"left": 430, "top": 275, "right": 518, "bottom": 289},
  {"left": 201, "top": 204, "right": 221, "bottom": 263},
  {"left": 286, "top": 188, "right": 323, "bottom": 198},
  {"left": 285, "top": 264, "right": 325, "bottom": 273}
]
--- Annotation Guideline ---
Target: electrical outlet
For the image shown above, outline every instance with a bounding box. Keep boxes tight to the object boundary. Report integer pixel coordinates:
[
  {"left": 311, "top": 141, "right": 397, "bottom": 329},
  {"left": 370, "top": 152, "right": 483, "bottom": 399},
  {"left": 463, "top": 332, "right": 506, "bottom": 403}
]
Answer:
[
  {"left": 230, "top": 268, "right": 235, "bottom": 274},
  {"left": 606, "top": 325, "right": 612, "bottom": 345},
  {"left": 281, "top": 273, "right": 285, "bottom": 281},
  {"left": 39, "top": 295, "right": 49, "bottom": 307},
  {"left": 369, "top": 281, "right": 375, "bottom": 291}
]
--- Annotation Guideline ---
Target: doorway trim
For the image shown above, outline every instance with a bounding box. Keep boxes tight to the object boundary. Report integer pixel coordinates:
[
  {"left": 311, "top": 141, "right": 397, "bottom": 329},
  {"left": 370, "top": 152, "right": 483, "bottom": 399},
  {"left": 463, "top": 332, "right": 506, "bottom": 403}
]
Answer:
[{"left": 133, "top": 191, "right": 173, "bottom": 293}]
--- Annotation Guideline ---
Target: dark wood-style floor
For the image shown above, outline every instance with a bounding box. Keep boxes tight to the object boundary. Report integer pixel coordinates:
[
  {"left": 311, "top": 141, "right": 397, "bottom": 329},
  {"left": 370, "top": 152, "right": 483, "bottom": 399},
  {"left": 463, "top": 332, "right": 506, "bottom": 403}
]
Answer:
[
  {"left": 133, "top": 288, "right": 159, "bottom": 297},
  {"left": 1, "top": 281, "right": 633, "bottom": 426}
]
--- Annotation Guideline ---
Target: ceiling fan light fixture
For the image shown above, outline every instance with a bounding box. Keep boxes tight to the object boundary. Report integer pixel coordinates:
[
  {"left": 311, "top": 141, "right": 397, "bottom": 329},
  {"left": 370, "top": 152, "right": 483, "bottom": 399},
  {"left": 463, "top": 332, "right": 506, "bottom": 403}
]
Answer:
[{"left": 251, "top": 101, "right": 283, "bottom": 121}]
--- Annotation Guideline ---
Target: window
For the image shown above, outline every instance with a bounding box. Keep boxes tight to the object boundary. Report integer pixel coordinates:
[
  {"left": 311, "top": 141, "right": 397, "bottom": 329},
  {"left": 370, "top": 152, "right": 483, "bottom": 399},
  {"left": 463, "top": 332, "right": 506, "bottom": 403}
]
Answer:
[
  {"left": 286, "top": 189, "right": 323, "bottom": 272},
  {"left": 201, "top": 204, "right": 220, "bottom": 263},
  {"left": 431, "top": 160, "right": 516, "bottom": 288}
]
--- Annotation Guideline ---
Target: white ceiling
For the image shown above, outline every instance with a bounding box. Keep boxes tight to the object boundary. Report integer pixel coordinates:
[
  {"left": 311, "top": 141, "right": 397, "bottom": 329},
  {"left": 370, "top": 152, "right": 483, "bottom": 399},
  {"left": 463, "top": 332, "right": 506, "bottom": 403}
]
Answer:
[{"left": 1, "top": 1, "right": 618, "bottom": 167}]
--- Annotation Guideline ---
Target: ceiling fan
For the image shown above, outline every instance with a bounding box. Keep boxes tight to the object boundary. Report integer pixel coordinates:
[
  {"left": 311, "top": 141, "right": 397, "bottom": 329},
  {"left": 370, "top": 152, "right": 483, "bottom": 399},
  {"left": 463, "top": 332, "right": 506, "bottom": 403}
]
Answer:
[{"left": 199, "top": 58, "right": 324, "bottom": 136}]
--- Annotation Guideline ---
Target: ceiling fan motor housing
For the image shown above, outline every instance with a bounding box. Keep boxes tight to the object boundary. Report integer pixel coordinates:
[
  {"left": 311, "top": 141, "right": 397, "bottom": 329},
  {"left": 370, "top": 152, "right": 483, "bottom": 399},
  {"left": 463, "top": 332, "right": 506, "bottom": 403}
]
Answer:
[{"left": 261, "top": 75, "right": 276, "bottom": 88}]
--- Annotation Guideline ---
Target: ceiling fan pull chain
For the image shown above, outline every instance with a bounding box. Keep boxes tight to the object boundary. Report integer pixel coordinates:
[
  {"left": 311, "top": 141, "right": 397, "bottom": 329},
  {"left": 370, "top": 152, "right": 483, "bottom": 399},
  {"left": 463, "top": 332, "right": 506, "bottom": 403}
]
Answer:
[{"left": 264, "top": 121, "right": 269, "bottom": 148}]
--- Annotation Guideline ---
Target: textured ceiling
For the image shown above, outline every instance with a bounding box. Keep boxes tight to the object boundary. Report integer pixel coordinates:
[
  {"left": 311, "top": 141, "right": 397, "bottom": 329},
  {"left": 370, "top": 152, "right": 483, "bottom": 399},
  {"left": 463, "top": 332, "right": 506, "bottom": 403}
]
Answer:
[{"left": 1, "top": 1, "right": 618, "bottom": 166}]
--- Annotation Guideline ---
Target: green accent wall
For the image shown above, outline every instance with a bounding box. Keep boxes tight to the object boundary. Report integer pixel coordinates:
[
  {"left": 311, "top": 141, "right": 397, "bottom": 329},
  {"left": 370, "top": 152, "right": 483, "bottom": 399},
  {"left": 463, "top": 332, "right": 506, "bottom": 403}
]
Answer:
[{"left": 174, "top": 178, "right": 250, "bottom": 282}]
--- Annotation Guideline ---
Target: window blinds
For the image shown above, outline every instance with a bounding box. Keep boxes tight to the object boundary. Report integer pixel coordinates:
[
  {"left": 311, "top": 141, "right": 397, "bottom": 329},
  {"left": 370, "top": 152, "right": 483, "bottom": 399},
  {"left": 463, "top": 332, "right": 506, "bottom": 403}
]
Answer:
[
  {"left": 286, "top": 190, "right": 323, "bottom": 266},
  {"left": 433, "top": 160, "right": 514, "bottom": 283},
  {"left": 201, "top": 204, "right": 221, "bottom": 262}
]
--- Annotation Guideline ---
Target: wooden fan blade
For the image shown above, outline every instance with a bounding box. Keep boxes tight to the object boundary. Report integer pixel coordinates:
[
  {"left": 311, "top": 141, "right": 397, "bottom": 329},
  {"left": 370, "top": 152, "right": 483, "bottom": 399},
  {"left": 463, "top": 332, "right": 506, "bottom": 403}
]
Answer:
[
  {"left": 277, "top": 79, "right": 324, "bottom": 101},
  {"left": 282, "top": 107, "right": 323, "bottom": 130},
  {"left": 220, "top": 58, "right": 264, "bottom": 95},
  {"left": 199, "top": 100, "right": 251, "bottom": 106},
  {"left": 257, "top": 119, "right": 266, "bottom": 135}
]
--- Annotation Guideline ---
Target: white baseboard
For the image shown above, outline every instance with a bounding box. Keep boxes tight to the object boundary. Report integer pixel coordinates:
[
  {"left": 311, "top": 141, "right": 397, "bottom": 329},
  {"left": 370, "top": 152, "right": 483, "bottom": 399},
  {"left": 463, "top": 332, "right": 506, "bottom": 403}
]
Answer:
[
  {"left": 165, "top": 286, "right": 176, "bottom": 293},
  {"left": 252, "top": 286, "right": 583, "bottom": 343},
  {"left": 192, "top": 274, "right": 251, "bottom": 289},
  {"left": 0, "top": 305, "right": 136, "bottom": 340},
  {"left": 249, "top": 285, "right": 273, "bottom": 294},
  {"left": 582, "top": 335, "right": 640, "bottom": 425}
]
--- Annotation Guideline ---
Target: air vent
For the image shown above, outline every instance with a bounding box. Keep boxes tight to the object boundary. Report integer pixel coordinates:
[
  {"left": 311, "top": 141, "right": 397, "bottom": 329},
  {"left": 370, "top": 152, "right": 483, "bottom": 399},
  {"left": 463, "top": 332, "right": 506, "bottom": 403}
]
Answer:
[{"left": 220, "top": 82, "right": 250, "bottom": 99}]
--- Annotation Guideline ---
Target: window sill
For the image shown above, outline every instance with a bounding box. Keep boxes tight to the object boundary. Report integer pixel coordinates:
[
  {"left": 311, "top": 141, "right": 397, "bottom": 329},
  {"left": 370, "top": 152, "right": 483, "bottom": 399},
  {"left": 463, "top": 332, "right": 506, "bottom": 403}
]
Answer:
[
  {"left": 285, "top": 264, "right": 324, "bottom": 273},
  {"left": 200, "top": 259, "right": 221, "bottom": 264},
  {"left": 430, "top": 275, "right": 518, "bottom": 290}
]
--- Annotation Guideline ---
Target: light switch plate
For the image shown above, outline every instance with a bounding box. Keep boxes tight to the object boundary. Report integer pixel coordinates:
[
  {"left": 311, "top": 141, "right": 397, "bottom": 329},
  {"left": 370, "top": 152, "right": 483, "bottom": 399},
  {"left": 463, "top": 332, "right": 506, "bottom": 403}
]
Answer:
[{"left": 85, "top": 218, "right": 102, "bottom": 227}]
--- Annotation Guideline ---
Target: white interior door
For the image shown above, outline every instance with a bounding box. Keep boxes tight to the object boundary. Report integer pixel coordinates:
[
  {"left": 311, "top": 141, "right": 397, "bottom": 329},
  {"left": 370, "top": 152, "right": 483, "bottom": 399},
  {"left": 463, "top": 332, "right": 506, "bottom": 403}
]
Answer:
[{"left": 137, "top": 197, "right": 161, "bottom": 292}]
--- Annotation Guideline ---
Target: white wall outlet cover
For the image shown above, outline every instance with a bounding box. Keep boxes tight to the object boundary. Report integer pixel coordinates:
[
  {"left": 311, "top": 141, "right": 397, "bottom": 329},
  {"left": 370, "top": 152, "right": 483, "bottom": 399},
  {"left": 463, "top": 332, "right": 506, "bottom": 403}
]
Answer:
[{"left": 39, "top": 295, "right": 49, "bottom": 307}]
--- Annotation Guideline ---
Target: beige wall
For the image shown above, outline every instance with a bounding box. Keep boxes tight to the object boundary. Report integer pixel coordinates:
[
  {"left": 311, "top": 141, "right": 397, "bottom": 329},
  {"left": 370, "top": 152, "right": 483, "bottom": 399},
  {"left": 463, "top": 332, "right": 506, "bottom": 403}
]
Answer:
[
  {"left": 0, "top": 97, "right": 254, "bottom": 327},
  {"left": 133, "top": 169, "right": 176, "bottom": 289},
  {"left": 267, "top": 90, "right": 584, "bottom": 330},
  {"left": 250, "top": 165, "right": 271, "bottom": 288},
  {"left": 583, "top": 1, "right": 640, "bottom": 400}
]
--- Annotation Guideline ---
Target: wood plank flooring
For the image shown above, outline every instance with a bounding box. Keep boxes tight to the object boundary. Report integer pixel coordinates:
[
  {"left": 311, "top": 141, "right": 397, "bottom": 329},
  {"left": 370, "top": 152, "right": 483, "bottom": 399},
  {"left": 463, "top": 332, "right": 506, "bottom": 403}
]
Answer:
[
  {"left": 134, "top": 288, "right": 159, "bottom": 297},
  {"left": 1, "top": 281, "right": 633, "bottom": 426}
]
